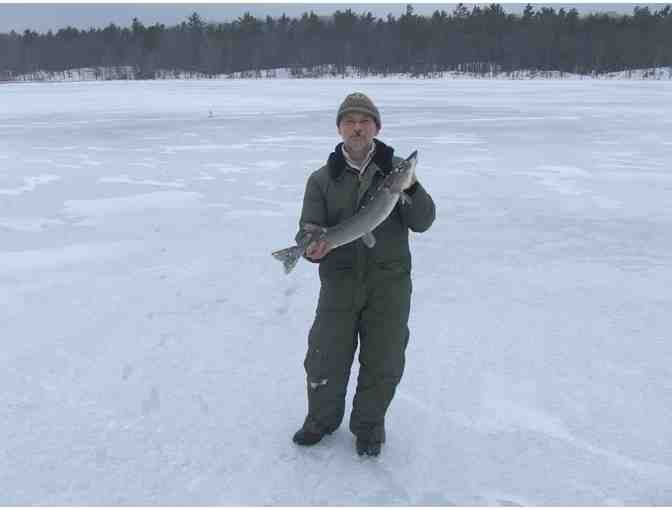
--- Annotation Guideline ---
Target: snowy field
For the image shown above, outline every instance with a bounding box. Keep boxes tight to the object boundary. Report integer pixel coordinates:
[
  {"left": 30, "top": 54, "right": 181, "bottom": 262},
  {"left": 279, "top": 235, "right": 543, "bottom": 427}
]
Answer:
[{"left": 1, "top": 79, "right": 671, "bottom": 505}]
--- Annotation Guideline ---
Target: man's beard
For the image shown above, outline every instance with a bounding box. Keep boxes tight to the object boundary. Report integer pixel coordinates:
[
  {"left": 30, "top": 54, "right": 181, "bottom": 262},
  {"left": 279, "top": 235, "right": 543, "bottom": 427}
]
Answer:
[{"left": 348, "top": 135, "right": 369, "bottom": 148}]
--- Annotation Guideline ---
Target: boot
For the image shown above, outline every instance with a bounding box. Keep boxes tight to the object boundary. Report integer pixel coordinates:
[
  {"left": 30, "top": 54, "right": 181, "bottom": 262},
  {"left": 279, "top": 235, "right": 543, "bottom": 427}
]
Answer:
[
  {"left": 293, "top": 427, "right": 327, "bottom": 446},
  {"left": 292, "top": 419, "right": 334, "bottom": 446},
  {"left": 356, "top": 437, "right": 382, "bottom": 457}
]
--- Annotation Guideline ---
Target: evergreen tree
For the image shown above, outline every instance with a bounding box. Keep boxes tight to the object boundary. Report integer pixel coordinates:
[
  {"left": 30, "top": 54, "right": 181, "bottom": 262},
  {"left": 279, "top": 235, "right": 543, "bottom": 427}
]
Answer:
[{"left": 1, "top": 5, "right": 671, "bottom": 79}]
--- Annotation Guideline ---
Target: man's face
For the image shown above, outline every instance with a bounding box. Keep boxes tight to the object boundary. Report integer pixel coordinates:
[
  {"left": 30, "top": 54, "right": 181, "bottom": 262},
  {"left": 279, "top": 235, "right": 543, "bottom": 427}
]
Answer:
[{"left": 338, "top": 112, "right": 379, "bottom": 152}]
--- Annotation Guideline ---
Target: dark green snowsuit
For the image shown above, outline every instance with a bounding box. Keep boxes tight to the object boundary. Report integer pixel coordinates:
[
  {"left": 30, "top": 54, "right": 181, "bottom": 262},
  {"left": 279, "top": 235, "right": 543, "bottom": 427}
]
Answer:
[{"left": 296, "top": 139, "right": 436, "bottom": 443}]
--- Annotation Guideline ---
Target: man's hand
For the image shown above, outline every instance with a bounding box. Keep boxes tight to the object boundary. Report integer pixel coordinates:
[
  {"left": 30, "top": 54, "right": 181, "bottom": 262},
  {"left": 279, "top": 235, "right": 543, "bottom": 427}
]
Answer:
[
  {"left": 302, "top": 223, "right": 332, "bottom": 260},
  {"left": 403, "top": 173, "right": 417, "bottom": 190},
  {"left": 306, "top": 239, "right": 332, "bottom": 260}
]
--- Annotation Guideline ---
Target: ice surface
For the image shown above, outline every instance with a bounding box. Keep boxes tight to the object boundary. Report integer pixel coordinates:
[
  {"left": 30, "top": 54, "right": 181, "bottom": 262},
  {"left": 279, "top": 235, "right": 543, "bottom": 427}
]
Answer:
[{"left": 1, "top": 79, "right": 671, "bottom": 504}]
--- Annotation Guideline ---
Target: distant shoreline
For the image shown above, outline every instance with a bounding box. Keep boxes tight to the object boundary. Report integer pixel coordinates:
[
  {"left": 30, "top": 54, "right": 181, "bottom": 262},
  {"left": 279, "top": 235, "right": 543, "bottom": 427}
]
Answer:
[{"left": 4, "top": 65, "right": 672, "bottom": 83}]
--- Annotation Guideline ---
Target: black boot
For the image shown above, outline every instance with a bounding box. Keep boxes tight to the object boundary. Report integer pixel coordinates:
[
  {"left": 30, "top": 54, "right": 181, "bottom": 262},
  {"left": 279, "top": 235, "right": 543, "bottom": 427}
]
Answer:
[
  {"left": 293, "top": 427, "right": 326, "bottom": 446},
  {"left": 292, "top": 420, "right": 334, "bottom": 446},
  {"left": 356, "top": 437, "right": 382, "bottom": 457}
]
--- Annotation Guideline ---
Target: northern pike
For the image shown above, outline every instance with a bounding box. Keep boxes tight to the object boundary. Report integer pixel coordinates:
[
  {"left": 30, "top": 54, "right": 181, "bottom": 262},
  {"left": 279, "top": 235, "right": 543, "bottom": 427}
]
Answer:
[{"left": 272, "top": 150, "right": 418, "bottom": 274}]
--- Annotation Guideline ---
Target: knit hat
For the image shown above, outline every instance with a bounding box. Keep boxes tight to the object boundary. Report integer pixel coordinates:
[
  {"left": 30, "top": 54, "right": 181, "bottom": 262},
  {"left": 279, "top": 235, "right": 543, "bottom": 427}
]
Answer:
[{"left": 337, "top": 92, "right": 381, "bottom": 129}]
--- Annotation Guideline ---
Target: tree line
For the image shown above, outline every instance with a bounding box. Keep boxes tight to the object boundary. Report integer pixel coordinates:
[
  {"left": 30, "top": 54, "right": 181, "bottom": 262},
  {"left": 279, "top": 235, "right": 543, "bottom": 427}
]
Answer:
[{"left": 1, "top": 4, "right": 672, "bottom": 80}]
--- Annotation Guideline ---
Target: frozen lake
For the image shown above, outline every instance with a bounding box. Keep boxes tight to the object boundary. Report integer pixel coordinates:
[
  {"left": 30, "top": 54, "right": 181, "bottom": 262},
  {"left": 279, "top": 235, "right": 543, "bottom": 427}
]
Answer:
[{"left": 1, "top": 78, "right": 671, "bottom": 504}]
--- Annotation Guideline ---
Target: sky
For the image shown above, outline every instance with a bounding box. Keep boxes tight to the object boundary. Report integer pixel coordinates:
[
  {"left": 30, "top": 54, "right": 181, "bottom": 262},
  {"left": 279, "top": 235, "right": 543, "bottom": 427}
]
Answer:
[{"left": 0, "top": 3, "right": 663, "bottom": 34}]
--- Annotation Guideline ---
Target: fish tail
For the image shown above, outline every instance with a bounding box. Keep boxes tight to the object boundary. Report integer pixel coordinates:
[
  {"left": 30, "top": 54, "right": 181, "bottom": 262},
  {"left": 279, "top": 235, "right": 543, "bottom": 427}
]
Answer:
[{"left": 271, "top": 245, "right": 305, "bottom": 274}]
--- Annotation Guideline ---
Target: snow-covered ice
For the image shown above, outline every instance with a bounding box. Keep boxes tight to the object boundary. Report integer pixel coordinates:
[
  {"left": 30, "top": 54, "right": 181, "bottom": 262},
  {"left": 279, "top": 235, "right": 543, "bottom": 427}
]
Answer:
[{"left": 1, "top": 79, "right": 671, "bottom": 504}]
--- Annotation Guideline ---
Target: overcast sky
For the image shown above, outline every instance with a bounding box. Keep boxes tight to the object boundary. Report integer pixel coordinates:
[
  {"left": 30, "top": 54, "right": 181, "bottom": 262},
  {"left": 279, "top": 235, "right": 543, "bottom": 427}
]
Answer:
[{"left": 0, "top": 3, "right": 661, "bottom": 34}]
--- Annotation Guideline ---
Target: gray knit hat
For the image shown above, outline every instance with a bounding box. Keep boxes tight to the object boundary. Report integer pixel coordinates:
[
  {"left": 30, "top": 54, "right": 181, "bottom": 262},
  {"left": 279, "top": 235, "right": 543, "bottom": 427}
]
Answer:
[{"left": 337, "top": 92, "right": 381, "bottom": 129}]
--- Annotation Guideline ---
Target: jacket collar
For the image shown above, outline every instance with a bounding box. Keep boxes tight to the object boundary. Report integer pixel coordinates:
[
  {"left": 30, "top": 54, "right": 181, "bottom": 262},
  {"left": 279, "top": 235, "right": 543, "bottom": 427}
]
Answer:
[{"left": 327, "top": 138, "right": 394, "bottom": 181}]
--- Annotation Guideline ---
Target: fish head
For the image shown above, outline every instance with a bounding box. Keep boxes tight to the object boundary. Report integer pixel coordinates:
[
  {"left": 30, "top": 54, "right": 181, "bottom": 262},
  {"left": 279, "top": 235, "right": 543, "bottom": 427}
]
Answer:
[{"left": 384, "top": 150, "right": 417, "bottom": 194}]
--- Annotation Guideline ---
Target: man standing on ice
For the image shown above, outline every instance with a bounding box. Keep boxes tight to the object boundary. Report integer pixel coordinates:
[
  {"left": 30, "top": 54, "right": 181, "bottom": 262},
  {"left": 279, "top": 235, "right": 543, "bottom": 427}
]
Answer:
[{"left": 292, "top": 92, "right": 436, "bottom": 456}]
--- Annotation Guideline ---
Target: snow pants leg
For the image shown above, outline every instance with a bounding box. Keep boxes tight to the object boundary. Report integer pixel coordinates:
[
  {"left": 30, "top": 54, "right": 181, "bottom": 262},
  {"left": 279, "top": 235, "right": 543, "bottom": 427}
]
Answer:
[
  {"left": 302, "top": 274, "right": 359, "bottom": 434},
  {"left": 349, "top": 270, "right": 411, "bottom": 443}
]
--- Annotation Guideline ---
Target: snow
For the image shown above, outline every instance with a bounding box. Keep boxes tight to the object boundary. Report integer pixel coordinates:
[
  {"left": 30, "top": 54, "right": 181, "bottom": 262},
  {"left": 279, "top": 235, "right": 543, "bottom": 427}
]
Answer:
[
  {"left": 0, "top": 174, "right": 61, "bottom": 195},
  {"left": 1, "top": 79, "right": 672, "bottom": 504},
  {"left": 64, "top": 191, "right": 204, "bottom": 220}
]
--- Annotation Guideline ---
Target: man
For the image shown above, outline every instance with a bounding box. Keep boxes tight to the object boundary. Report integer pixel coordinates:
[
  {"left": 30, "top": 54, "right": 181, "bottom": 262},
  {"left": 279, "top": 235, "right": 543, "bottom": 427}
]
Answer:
[{"left": 292, "top": 92, "right": 436, "bottom": 456}]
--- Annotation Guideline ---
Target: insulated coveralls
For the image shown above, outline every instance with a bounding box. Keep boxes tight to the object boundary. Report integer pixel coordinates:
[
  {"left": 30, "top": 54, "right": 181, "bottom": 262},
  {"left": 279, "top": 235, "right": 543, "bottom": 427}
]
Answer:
[{"left": 296, "top": 139, "right": 436, "bottom": 443}]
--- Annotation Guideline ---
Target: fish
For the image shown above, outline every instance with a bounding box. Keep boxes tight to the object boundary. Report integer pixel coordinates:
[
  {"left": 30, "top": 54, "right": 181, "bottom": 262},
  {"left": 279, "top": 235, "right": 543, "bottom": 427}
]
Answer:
[{"left": 272, "top": 150, "right": 418, "bottom": 274}]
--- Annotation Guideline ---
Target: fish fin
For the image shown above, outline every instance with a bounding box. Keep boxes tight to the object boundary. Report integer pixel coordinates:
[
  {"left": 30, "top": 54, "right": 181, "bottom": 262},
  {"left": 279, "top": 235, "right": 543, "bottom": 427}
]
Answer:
[
  {"left": 272, "top": 245, "right": 304, "bottom": 274},
  {"left": 400, "top": 192, "right": 413, "bottom": 206},
  {"left": 362, "top": 232, "right": 376, "bottom": 248}
]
